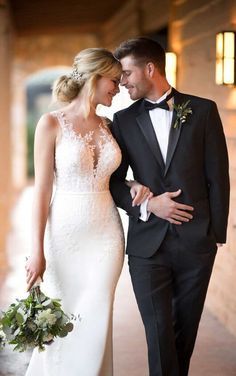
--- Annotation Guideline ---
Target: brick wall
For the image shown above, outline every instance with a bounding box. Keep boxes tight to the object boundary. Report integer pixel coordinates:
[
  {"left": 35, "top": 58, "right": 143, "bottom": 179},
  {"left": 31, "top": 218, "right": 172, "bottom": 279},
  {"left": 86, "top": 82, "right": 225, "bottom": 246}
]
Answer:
[
  {"left": 101, "top": 0, "right": 140, "bottom": 50},
  {"left": 102, "top": 0, "right": 170, "bottom": 50},
  {"left": 14, "top": 33, "right": 100, "bottom": 72},
  {"left": 169, "top": 0, "right": 236, "bottom": 337}
]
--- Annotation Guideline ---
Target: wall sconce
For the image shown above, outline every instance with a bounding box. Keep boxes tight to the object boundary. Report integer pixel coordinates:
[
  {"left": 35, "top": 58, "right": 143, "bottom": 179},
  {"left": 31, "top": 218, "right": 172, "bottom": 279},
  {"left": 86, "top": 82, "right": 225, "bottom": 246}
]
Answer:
[
  {"left": 216, "top": 31, "right": 236, "bottom": 85},
  {"left": 166, "top": 52, "right": 177, "bottom": 87}
]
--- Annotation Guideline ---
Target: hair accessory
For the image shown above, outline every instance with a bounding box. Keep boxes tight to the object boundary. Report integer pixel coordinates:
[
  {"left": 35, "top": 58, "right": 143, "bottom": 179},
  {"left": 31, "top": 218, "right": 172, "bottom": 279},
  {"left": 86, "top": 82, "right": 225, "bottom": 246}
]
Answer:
[{"left": 69, "top": 67, "right": 83, "bottom": 82}]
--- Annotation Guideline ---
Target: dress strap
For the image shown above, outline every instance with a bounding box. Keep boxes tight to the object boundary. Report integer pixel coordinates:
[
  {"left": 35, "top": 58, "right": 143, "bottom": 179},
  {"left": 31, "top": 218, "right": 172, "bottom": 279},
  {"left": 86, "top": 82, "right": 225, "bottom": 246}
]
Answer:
[{"left": 51, "top": 110, "right": 70, "bottom": 133}]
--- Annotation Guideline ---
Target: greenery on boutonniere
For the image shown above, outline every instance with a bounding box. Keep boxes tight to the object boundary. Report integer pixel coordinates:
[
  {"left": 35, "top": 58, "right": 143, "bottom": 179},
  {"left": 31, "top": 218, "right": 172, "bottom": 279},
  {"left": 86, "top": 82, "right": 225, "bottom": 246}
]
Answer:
[
  {"left": 173, "top": 100, "right": 192, "bottom": 129},
  {"left": 0, "top": 286, "right": 77, "bottom": 352}
]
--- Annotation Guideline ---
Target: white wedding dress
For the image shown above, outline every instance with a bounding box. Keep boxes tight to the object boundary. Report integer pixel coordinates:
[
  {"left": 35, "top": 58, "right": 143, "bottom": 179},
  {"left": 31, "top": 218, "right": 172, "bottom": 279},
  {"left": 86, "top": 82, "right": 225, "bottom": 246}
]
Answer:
[{"left": 25, "top": 111, "right": 125, "bottom": 376}]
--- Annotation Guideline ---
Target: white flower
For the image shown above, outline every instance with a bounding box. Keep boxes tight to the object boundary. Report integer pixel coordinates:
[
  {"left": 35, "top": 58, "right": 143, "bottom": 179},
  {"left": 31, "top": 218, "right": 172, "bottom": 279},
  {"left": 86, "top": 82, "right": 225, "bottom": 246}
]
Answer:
[
  {"left": 35, "top": 309, "right": 57, "bottom": 327},
  {"left": 42, "top": 333, "right": 54, "bottom": 343},
  {"left": 0, "top": 329, "right": 5, "bottom": 337},
  {"left": 0, "top": 329, "right": 6, "bottom": 348}
]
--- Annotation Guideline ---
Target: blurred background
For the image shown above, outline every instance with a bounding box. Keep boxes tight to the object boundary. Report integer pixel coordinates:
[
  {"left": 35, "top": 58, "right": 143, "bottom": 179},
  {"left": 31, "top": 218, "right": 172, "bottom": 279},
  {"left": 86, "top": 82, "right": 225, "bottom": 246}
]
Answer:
[{"left": 0, "top": 0, "right": 236, "bottom": 374}]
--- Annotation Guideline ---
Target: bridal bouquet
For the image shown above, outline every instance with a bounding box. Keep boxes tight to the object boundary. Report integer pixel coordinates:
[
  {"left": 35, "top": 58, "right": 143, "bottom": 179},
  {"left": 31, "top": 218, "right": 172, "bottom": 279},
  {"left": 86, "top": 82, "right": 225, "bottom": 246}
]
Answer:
[{"left": 0, "top": 286, "right": 74, "bottom": 352}]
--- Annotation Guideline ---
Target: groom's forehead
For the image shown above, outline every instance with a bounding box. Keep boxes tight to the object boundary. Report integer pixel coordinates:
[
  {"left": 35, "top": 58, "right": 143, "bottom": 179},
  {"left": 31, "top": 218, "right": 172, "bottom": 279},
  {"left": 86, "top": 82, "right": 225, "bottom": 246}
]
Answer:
[
  {"left": 121, "top": 57, "right": 140, "bottom": 70},
  {"left": 120, "top": 55, "right": 136, "bottom": 66},
  {"left": 120, "top": 55, "right": 147, "bottom": 70}
]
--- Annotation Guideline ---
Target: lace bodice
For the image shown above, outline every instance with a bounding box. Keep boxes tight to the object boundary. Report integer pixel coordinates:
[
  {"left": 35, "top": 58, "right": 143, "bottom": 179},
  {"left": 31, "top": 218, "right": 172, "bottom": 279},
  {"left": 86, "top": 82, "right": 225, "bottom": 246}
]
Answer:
[{"left": 52, "top": 111, "right": 121, "bottom": 192}]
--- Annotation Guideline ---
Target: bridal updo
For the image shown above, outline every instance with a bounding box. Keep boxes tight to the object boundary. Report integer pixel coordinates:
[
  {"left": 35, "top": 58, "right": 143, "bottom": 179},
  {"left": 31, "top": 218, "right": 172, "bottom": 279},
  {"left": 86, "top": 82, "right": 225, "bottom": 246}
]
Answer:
[{"left": 52, "top": 48, "right": 121, "bottom": 105}]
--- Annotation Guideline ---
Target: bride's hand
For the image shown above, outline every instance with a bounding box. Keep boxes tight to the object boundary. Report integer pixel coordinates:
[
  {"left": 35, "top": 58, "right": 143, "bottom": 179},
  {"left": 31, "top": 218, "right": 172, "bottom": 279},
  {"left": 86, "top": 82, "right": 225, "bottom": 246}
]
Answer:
[
  {"left": 128, "top": 180, "right": 153, "bottom": 206},
  {"left": 25, "top": 254, "right": 46, "bottom": 291}
]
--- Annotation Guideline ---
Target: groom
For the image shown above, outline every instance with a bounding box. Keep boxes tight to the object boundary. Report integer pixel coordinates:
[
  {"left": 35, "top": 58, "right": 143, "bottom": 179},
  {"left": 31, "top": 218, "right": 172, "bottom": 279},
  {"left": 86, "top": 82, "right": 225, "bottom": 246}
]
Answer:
[{"left": 110, "top": 37, "right": 230, "bottom": 376}]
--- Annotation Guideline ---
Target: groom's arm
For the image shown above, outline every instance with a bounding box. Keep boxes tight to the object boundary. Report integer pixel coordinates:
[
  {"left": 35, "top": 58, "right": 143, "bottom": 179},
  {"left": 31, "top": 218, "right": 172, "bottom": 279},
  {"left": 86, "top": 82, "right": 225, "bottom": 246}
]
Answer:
[
  {"left": 110, "top": 114, "right": 194, "bottom": 224},
  {"left": 205, "top": 101, "right": 230, "bottom": 243},
  {"left": 110, "top": 114, "right": 140, "bottom": 220}
]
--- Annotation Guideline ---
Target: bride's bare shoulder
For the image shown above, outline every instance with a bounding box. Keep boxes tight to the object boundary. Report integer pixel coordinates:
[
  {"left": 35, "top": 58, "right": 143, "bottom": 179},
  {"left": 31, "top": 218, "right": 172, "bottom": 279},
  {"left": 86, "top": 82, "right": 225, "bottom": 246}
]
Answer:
[{"left": 35, "top": 112, "right": 60, "bottom": 135}]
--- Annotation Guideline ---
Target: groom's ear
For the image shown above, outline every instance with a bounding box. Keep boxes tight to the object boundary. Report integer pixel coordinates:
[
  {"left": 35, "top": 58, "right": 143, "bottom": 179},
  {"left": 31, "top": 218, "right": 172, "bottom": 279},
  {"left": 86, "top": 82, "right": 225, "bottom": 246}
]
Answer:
[{"left": 146, "top": 62, "right": 155, "bottom": 78}]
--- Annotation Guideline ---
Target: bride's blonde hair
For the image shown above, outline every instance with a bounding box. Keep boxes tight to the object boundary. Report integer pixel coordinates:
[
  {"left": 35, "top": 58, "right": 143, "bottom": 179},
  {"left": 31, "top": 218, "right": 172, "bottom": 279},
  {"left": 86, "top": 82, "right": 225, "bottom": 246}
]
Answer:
[{"left": 52, "top": 48, "right": 121, "bottom": 116}]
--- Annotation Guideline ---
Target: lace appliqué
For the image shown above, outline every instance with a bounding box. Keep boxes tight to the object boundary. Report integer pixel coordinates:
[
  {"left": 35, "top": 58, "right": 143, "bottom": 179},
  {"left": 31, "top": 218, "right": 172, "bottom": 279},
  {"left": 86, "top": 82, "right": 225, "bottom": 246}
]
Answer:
[{"left": 51, "top": 111, "right": 121, "bottom": 192}]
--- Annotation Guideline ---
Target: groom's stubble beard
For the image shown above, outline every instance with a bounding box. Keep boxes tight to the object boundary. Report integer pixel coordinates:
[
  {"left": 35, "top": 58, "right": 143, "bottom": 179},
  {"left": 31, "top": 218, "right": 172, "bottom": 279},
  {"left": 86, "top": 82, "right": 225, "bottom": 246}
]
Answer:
[{"left": 127, "top": 78, "right": 152, "bottom": 101}]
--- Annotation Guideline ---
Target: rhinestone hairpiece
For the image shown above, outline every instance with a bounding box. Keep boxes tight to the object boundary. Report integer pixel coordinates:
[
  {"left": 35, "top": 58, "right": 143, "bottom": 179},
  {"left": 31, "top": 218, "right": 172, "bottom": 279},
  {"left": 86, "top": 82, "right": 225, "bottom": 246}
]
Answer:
[{"left": 69, "top": 67, "right": 83, "bottom": 82}]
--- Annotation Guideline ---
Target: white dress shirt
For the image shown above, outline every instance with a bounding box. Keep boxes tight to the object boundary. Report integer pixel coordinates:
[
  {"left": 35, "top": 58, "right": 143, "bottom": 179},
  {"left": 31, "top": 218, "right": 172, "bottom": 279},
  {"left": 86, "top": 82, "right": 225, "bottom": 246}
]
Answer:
[{"left": 139, "top": 87, "right": 173, "bottom": 221}]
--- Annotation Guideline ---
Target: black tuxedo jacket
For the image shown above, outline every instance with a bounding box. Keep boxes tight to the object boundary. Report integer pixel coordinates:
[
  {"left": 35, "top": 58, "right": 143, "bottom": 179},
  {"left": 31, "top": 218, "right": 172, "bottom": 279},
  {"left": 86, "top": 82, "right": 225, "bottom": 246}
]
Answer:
[{"left": 110, "top": 89, "right": 230, "bottom": 257}]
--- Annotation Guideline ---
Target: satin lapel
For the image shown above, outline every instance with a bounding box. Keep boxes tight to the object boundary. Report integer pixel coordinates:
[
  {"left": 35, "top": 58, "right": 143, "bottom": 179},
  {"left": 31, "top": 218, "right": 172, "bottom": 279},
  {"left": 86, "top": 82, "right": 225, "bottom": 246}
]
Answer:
[
  {"left": 136, "top": 109, "right": 165, "bottom": 170},
  {"left": 164, "top": 91, "right": 183, "bottom": 176}
]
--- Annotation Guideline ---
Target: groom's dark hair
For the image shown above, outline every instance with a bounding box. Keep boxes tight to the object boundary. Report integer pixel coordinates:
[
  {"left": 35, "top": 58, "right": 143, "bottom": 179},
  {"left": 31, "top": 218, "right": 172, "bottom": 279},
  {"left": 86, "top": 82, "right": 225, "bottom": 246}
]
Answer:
[{"left": 114, "top": 37, "right": 166, "bottom": 76}]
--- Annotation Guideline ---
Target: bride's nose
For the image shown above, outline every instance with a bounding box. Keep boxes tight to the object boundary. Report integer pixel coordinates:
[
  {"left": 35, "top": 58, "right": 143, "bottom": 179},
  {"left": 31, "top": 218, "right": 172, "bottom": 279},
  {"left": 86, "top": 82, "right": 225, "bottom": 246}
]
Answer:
[
  {"left": 120, "top": 75, "right": 127, "bottom": 86},
  {"left": 115, "top": 85, "right": 120, "bottom": 94}
]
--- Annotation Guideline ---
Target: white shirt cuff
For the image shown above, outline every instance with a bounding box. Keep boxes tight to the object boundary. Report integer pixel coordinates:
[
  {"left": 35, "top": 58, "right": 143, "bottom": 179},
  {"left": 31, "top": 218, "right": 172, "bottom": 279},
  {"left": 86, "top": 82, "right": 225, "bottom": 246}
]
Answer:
[{"left": 139, "top": 198, "right": 151, "bottom": 222}]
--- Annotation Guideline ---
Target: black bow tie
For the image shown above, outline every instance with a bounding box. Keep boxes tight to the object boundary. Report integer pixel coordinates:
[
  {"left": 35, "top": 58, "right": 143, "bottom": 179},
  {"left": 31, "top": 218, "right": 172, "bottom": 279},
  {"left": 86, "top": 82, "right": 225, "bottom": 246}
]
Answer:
[
  {"left": 144, "top": 100, "right": 169, "bottom": 111},
  {"left": 144, "top": 91, "right": 174, "bottom": 111}
]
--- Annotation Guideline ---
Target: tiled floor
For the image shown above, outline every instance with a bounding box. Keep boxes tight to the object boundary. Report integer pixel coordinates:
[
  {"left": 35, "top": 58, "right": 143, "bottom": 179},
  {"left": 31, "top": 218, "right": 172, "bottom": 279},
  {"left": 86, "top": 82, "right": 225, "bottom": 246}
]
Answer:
[{"left": 0, "top": 186, "right": 236, "bottom": 375}]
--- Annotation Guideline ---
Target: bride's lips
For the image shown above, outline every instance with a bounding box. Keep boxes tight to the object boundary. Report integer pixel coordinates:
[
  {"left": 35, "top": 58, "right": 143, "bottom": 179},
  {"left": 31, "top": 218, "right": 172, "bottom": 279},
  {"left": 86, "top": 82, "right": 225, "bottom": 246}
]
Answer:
[{"left": 108, "top": 92, "right": 115, "bottom": 100}]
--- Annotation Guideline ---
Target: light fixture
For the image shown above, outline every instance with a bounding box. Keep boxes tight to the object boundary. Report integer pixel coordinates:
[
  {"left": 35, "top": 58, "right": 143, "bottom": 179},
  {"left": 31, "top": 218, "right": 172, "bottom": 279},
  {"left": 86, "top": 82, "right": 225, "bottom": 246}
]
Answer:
[
  {"left": 216, "top": 31, "right": 236, "bottom": 85},
  {"left": 166, "top": 52, "right": 177, "bottom": 87}
]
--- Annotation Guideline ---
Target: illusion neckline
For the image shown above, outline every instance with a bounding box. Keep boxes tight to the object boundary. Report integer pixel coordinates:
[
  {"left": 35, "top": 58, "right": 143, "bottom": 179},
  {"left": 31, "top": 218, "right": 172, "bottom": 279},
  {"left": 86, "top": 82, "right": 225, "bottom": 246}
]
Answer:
[
  {"left": 55, "top": 110, "right": 112, "bottom": 178},
  {"left": 57, "top": 110, "right": 107, "bottom": 141}
]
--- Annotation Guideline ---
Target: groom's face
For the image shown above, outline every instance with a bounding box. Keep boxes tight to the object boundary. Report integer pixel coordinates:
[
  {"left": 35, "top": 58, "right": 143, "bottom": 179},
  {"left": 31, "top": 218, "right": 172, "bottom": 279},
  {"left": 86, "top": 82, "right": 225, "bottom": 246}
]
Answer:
[{"left": 120, "top": 55, "right": 152, "bottom": 100}]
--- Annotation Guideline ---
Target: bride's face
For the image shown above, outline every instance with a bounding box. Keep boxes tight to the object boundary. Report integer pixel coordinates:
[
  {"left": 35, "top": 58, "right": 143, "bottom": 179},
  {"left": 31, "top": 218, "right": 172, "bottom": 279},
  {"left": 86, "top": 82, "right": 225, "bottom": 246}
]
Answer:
[{"left": 93, "top": 76, "right": 120, "bottom": 107}]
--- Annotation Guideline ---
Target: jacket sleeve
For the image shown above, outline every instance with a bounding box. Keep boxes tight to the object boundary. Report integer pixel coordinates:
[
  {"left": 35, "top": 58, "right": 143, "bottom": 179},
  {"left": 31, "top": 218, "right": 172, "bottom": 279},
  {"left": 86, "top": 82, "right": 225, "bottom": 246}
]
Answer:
[
  {"left": 204, "top": 101, "right": 230, "bottom": 243},
  {"left": 109, "top": 113, "right": 140, "bottom": 220}
]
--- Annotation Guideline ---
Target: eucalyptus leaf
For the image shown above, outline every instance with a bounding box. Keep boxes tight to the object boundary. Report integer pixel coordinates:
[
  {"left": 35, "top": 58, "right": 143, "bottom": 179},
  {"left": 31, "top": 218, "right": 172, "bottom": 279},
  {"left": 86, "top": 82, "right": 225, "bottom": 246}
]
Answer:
[
  {"left": 58, "top": 328, "right": 68, "bottom": 337},
  {"left": 65, "top": 323, "right": 74, "bottom": 332},
  {"left": 15, "top": 313, "right": 24, "bottom": 325}
]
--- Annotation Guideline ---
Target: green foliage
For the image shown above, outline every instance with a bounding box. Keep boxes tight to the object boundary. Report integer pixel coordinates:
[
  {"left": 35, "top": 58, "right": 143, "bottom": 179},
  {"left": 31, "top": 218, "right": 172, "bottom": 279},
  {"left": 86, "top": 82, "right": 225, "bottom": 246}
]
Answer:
[
  {"left": 0, "top": 287, "right": 75, "bottom": 352},
  {"left": 173, "top": 100, "right": 192, "bottom": 129}
]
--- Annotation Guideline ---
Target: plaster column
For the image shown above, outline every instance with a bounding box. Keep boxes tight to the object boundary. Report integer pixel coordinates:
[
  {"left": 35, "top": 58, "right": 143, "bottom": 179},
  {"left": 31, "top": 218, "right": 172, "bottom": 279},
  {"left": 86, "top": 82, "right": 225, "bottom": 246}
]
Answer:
[{"left": 0, "top": 0, "right": 13, "bottom": 272}]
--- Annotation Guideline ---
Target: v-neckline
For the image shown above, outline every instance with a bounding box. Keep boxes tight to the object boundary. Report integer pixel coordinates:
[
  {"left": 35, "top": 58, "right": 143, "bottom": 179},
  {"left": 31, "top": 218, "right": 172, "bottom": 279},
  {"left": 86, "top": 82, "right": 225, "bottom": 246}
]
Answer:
[{"left": 58, "top": 111, "right": 109, "bottom": 178}]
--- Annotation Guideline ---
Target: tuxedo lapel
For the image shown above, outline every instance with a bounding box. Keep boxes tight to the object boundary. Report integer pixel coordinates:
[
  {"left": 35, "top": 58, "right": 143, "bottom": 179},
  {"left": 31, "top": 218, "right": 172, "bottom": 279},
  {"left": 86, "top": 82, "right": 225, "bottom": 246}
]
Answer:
[
  {"left": 164, "top": 91, "right": 184, "bottom": 176},
  {"left": 136, "top": 107, "right": 165, "bottom": 170}
]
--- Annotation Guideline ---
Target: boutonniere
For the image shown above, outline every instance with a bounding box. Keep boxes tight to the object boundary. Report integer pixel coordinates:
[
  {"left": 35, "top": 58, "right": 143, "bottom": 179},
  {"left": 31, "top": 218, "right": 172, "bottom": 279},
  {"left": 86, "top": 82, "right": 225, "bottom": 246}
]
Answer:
[{"left": 172, "top": 100, "right": 192, "bottom": 129}]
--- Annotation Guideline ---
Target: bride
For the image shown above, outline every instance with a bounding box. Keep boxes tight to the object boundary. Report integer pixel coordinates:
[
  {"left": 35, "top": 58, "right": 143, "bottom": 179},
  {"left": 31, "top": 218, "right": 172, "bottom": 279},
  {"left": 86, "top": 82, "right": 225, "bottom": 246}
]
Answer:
[{"left": 25, "top": 48, "right": 151, "bottom": 376}]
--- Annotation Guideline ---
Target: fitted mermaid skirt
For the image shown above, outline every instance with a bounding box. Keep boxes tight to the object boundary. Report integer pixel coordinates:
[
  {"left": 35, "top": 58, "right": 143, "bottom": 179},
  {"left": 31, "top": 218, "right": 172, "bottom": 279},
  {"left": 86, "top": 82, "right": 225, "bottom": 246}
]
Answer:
[{"left": 26, "top": 190, "right": 124, "bottom": 376}]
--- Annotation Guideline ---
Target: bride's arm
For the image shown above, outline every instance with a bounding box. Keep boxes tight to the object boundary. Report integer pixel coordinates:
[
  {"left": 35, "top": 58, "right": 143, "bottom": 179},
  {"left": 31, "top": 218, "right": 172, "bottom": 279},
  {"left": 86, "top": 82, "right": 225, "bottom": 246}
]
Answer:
[
  {"left": 125, "top": 180, "right": 153, "bottom": 206},
  {"left": 25, "top": 113, "right": 58, "bottom": 291}
]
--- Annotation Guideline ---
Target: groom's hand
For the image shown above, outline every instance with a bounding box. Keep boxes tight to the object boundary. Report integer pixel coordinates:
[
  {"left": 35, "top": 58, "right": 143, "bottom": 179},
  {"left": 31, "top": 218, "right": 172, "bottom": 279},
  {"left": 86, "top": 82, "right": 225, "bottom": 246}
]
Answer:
[{"left": 147, "top": 189, "right": 194, "bottom": 225}]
